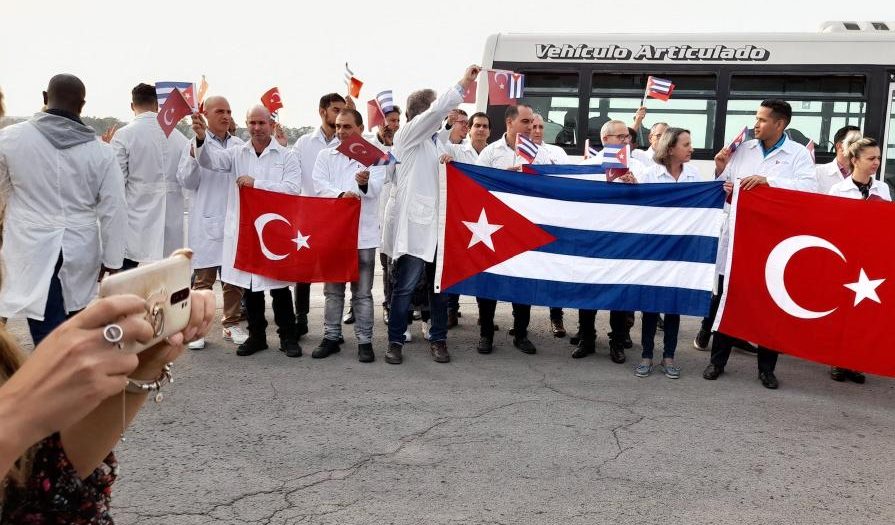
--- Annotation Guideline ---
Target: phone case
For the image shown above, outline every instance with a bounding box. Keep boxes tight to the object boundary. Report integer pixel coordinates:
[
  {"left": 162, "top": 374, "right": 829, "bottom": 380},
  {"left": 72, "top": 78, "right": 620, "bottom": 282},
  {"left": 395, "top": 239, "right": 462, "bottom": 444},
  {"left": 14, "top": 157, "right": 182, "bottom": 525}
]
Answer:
[{"left": 98, "top": 249, "right": 193, "bottom": 353}]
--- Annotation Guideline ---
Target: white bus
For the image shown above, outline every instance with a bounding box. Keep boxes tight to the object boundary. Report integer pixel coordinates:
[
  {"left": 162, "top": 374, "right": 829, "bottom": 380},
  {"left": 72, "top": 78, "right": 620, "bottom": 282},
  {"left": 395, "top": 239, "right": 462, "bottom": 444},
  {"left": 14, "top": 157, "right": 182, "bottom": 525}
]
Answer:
[{"left": 476, "top": 21, "right": 895, "bottom": 191}]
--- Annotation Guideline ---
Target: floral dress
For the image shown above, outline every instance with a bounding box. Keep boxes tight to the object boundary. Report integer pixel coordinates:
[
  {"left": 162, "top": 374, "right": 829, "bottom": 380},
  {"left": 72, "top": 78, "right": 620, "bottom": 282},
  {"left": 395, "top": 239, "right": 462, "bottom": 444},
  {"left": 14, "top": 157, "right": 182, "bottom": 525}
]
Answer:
[{"left": 1, "top": 433, "right": 117, "bottom": 524}]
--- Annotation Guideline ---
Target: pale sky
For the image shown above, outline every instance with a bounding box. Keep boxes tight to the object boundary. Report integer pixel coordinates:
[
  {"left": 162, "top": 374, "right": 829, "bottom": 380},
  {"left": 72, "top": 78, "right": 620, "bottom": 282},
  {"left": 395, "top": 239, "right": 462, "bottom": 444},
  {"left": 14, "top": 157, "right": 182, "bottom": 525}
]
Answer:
[{"left": 1, "top": 0, "right": 890, "bottom": 127}]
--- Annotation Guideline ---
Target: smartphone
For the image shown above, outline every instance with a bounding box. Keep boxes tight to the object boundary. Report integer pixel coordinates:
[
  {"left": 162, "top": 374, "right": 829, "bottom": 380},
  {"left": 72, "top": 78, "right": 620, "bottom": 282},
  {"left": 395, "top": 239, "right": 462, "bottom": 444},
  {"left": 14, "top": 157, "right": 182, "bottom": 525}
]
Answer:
[{"left": 98, "top": 249, "right": 193, "bottom": 353}]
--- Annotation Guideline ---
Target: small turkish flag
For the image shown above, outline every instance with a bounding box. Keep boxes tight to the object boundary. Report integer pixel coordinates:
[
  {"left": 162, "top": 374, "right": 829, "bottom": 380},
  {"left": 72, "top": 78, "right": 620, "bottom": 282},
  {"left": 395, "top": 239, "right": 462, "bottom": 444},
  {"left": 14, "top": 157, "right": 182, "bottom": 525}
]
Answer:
[
  {"left": 261, "top": 87, "right": 283, "bottom": 114},
  {"left": 336, "top": 133, "right": 387, "bottom": 167},
  {"left": 440, "top": 163, "right": 555, "bottom": 290},
  {"left": 156, "top": 88, "right": 191, "bottom": 138},
  {"left": 716, "top": 186, "right": 895, "bottom": 376},
  {"left": 487, "top": 70, "right": 516, "bottom": 106},
  {"left": 463, "top": 79, "right": 477, "bottom": 103},
  {"left": 235, "top": 186, "right": 360, "bottom": 282},
  {"left": 366, "top": 99, "right": 384, "bottom": 132},
  {"left": 347, "top": 77, "right": 363, "bottom": 99}
]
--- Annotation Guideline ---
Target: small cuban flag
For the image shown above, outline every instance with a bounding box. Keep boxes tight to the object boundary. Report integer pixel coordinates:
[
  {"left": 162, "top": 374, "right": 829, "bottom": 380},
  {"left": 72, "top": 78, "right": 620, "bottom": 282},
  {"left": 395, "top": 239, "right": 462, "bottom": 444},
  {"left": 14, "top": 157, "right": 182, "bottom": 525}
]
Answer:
[
  {"left": 515, "top": 133, "right": 539, "bottom": 164},
  {"left": 645, "top": 76, "right": 675, "bottom": 102},
  {"left": 583, "top": 138, "right": 600, "bottom": 160},
  {"left": 726, "top": 126, "right": 749, "bottom": 154},
  {"left": 600, "top": 144, "right": 629, "bottom": 169}
]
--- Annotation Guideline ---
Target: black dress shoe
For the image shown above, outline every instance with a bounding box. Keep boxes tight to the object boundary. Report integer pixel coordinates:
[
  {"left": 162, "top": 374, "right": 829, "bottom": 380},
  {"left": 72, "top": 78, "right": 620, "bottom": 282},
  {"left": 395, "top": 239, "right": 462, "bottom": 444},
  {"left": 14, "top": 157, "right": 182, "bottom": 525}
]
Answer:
[
  {"left": 830, "top": 367, "right": 847, "bottom": 382},
  {"left": 357, "top": 343, "right": 374, "bottom": 363},
  {"left": 312, "top": 339, "right": 341, "bottom": 359},
  {"left": 343, "top": 307, "right": 355, "bottom": 324},
  {"left": 702, "top": 364, "right": 724, "bottom": 380},
  {"left": 513, "top": 337, "right": 537, "bottom": 354},
  {"left": 571, "top": 342, "right": 595, "bottom": 359},
  {"left": 385, "top": 342, "right": 403, "bottom": 364},
  {"left": 281, "top": 339, "right": 302, "bottom": 358},
  {"left": 551, "top": 319, "right": 566, "bottom": 338},
  {"left": 608, "top": 342, "right": 626, "bottom": 364},
  {"left": 759, "top": 371, "right": 779, "bottom": 389},
  {"left": 476, "top": 337, "right": 493, "bottom": 354},
  {"left": 847, "top": 370, "right": 866, "bottom": 384},
  {"left": 693, "top": 329, "right": 711, "bottom": 351},
  {"left": 237, "top": 337, "right": 268, "bottom": 356}
]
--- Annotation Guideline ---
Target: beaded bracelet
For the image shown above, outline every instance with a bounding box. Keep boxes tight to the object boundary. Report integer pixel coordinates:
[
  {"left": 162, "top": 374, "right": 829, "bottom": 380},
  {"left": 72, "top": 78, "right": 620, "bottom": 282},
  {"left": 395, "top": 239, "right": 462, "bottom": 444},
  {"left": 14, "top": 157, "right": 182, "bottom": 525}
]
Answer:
[{"left": 125, "top": 362, "right": 174, "bottom": 403}]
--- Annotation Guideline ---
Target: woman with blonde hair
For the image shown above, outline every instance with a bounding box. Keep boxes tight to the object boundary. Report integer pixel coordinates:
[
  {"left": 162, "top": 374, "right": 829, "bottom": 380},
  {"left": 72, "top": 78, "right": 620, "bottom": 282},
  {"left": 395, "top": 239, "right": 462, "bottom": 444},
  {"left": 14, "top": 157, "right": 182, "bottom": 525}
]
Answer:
[
  {"left": 634, "top": 128, "right": 702, "bottom": 379},
  {"left": 826, "top": 137, "right": 890, "bottom": 384}
]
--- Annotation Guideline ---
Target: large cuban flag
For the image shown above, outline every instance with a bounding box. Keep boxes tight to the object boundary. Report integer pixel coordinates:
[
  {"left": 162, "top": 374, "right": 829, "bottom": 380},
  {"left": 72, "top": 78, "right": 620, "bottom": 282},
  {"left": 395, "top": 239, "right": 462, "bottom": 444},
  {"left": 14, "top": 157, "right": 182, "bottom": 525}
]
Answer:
[{"left": 435, "top": 162, "right": 726, "bottom": 316}]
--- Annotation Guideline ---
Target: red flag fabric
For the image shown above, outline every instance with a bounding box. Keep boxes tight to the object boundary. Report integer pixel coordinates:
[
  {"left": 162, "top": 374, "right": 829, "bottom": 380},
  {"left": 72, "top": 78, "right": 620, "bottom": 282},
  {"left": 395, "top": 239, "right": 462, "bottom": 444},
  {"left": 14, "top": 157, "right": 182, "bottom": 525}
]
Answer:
[
  {"left": 156, "top": 88, "right": 192, "bottom": 138},
  {"left": 234, "top": 186, "right": 360, "bottom": 282},
  {"left": 336, "top": 133, "right": 387, "bottom": 166},
  {"left": 440, "top": 163, "right": 555, "bottom": 290},
  {"left": 487, "top": 71, "right": 517, "bottom": 106},
  {"left": 347, "top": 77, "right": 363, "bottom": 99},
  {"left": 261, "top": 87, "right": 283, "bottom": 114},
  {"left": 366, "top": 99, "right": 385, "bottom": 132},
  {"left": 463, "top": 79, "right": 477, "bottom": 103},
  {"left": 716, "top": 186, "right": 895, "bottom": 376}
]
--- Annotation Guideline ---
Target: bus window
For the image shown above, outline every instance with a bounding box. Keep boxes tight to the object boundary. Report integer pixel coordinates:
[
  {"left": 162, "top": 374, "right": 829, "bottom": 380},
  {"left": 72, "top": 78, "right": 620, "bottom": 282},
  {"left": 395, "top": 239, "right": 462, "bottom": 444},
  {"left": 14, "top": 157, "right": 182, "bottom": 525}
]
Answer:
[
  {"left": 517, "top": 73, "right": 579, "bottom": 148},
  {"left": 885, "top": 86, "right": 895, "bottom": 199},
  {"left": 588, "top": 73, "right": 717, "bottom": 150},
  {"left": 726, "top": 74, "right": 866, "bottom": 150}
]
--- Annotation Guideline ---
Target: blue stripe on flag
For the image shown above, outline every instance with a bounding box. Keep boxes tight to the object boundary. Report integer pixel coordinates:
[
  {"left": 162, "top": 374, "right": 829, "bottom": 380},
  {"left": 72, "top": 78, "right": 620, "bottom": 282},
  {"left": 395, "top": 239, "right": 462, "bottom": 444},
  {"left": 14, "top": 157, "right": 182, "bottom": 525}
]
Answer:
[
  {"left": 452, "top": 162, "right": 725, "bottom": 209},
  {"left": 524, "top": 164, "right": 606, "bottom": 175},
  {"left": 536, "top": 225, "right": 719, "bottom": 264},
  {"left": 445, "top": 273, "right": 712, "bottom": 317}
]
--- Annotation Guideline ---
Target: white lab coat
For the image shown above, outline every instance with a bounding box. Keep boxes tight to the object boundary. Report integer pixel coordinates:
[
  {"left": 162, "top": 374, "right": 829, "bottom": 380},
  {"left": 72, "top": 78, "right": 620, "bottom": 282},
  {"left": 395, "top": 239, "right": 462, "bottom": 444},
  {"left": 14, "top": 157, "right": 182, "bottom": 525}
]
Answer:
[
  {"left": 381, "top": 85, "right": 465, "bottom": 262},
  {"left": 476, "top": 133, "right": 552, "bottom": 169},
  {"left": 195, "top": 137, "right": 301, "bottom": 291},
  {"left": 364, "top": 132, "right": 395, "bottom": 227},
  {"left": 637, "top": 162, "right": 701, "bottom": 183},
  {"left": 715, "top": 137, "right": 818, "bottom": 275},
  {"left": 815, "top": 159, "right": 850, "bottom": 195},
  {"left": 540, "top": 142, "right": 570, "bottom": 164},
  {"left": 312, "top": 147, "right": 385, "bottom": 249},
  {"left": 292, "top": 127, "right": 339, "bottom": 196},
  {"left": 110, "top": 112, "right": 189, "bottom": 262},
  {"left": 0, "top": 114, "right": 126, "bottom": 319},
  {"left": 176, "top": 132, "right": 245, "bottom": 269},
  {"left": 827, "top": 176, "right": 892, "bottom": 201}
]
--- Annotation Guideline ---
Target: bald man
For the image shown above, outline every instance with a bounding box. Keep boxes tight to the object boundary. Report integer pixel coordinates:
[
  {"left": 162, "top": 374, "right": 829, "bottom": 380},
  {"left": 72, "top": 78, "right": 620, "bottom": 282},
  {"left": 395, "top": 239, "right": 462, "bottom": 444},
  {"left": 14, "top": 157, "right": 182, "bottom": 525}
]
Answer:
[
  {"left": 191, "top": 105, "right": 302, "bottom": 357},
  {"left": 0, "top": 74, "right": 126, "bottom": 345},
  {"left": 176, "top": 95, "right": 247, "bottom": 350}
]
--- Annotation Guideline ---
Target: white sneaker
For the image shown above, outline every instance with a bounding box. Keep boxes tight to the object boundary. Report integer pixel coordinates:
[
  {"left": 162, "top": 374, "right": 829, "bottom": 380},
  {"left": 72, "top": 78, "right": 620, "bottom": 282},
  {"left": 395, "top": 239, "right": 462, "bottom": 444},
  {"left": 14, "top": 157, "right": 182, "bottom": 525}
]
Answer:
[
  {"left": 422, "top": 321, "right": 431, "bottom": 341},
  {"left": 188, "top": 337, "right": 206, "bottom": 350},
  {"left": 223, "top": 326, "right": 249, "bottom": 345},
  {"left": 404, "top": 328, "right": 412, "bottom": 343}
]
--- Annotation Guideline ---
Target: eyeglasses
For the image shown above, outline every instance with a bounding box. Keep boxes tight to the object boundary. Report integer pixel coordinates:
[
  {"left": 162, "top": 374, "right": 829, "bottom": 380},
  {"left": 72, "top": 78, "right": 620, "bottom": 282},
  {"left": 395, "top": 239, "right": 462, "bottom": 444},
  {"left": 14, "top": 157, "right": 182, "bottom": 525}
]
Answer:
[{"left": 606, "top": 133, "right": 630, "bottom": 140}]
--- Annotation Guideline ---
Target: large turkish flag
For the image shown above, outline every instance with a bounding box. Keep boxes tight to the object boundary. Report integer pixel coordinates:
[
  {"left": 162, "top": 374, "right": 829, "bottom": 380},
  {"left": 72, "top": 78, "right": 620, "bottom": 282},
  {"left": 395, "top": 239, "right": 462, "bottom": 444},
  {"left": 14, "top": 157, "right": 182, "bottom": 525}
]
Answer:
[
  {"left": 716, "top": 186, "right": 895, "bottom": 376},
  {"left": 234, "top": 186, "right": 360, "bottom": 282}
]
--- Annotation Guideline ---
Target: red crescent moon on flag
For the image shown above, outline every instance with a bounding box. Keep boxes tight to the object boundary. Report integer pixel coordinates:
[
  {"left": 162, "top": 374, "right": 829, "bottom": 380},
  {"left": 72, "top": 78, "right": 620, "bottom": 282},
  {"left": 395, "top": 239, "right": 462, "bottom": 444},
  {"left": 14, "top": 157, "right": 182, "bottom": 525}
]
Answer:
[
  {"left": 494, "top": 72, "right": 509, "bottom": 86},
  {"left": 764, "top": 235, "right": 844, "bottom": 319},
  {"left": 254, "top": 213, "right": 292, "bottom": 261},
  {"left": 348, "top": 143, "right": 367, "bottom": 156},
  {"left": 271, "top": 93, "right": 281, "bottom": 103}
]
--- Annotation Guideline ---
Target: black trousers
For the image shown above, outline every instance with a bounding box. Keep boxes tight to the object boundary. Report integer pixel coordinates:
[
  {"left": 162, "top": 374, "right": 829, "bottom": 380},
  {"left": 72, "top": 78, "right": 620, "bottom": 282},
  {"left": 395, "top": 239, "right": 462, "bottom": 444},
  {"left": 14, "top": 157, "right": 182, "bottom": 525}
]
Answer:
[
  {"left": 710, "top": 333, "right": 779, "bottom": 374},
  {"left": 700, "top": 275, "right": 724, "bottom": 333},
  {"left": 477, "top": 299, "right": 530, "bottom": 339},
  {"left": 293, "top": 282, "right": 310, "bottom": 328},
  {"left": 577, "top": 309, "right": 629, "bottom": 345},
  {"left": 247, "top": 287, "right": 297, "bottom": 342}
]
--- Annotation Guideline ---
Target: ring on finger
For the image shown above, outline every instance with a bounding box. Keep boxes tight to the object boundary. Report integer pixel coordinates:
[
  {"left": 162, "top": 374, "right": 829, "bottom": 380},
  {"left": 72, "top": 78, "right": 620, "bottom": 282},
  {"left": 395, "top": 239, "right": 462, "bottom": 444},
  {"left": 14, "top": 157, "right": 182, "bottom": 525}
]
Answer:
[{"left": 103, "top": 323, "right": 124, "bottom": 344}]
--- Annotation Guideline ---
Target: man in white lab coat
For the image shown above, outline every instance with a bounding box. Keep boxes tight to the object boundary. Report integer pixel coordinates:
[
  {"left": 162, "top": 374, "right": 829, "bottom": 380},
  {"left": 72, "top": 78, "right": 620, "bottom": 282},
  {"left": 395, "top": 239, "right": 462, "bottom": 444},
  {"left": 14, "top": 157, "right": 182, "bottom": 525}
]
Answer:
[
  {"left": 110, "top": 83, "right": 189, "bottom": 268},
  {"left": 311, "top": 109, "right": 385, "bottom": 363},
  {"left": 0, "top": 74, "right": 126, "bottom": 345},
  {"left": 815, "top": 125, "right": 862, "bottom": 194},
  {"left": 191, "top": 105, "right": 302, "bottom": 357},
  {"left": 381, "top": 65, "right": 480, "bottom": 365},
  {"left": 176, "top": 95, "right": 247, "bottom": 350},
  {"left": 703, "top": 99, "right": 818, "bottom": 390},
  {"left": 290, "top": 93, "right": 346, "bottom": 337}
]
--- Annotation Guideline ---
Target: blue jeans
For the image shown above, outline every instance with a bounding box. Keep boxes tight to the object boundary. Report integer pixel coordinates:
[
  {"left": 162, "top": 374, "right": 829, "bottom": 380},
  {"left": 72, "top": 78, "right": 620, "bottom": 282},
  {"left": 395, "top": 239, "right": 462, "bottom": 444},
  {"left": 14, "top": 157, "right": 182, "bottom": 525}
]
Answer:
[
  {"left": 324, "top": 248, "right": 376, "bottom": 344},
  {"left": 641, "top": 312, "right": 680, "bottom": 359},
  {"left": 27, "top": 255, "right": 69, "bottom": 347},
  {"left": 387, "top": 255, "right": 447, "bottom": 345}
]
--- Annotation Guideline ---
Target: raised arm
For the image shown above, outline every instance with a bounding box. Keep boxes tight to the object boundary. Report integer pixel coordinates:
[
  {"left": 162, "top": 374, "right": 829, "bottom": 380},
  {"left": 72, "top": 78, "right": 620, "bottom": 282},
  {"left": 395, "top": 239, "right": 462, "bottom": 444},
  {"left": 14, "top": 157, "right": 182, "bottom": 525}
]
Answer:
[
  {"left": 394, "top": 65, "right": 480, "bottom": 149},
  {"left": 95, "top": 150, "right": 126, "bottom": 270},
  {"left": 176, "top": 143, "right": 200, "bottom": 190}
]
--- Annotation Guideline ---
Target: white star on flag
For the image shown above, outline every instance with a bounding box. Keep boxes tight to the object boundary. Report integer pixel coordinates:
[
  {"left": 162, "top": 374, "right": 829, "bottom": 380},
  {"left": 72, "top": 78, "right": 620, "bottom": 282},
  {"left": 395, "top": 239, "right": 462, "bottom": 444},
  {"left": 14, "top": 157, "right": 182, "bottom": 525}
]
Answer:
[
  {"left": 462, "top": 209, "right": 503, "bottom": 251},
  {"left": 843, "top": 268, "right": 885, "bottom": 306},
  {"left": 293, "top": 231, "right": 310, "bottom": 251}
]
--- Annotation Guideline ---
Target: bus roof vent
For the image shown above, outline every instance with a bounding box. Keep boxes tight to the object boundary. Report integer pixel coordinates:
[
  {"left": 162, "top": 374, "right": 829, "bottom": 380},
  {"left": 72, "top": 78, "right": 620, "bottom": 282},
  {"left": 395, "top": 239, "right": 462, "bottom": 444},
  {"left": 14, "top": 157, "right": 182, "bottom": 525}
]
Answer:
[{"left": 821, "top": 21, "right": 894, "bottom": 32}]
